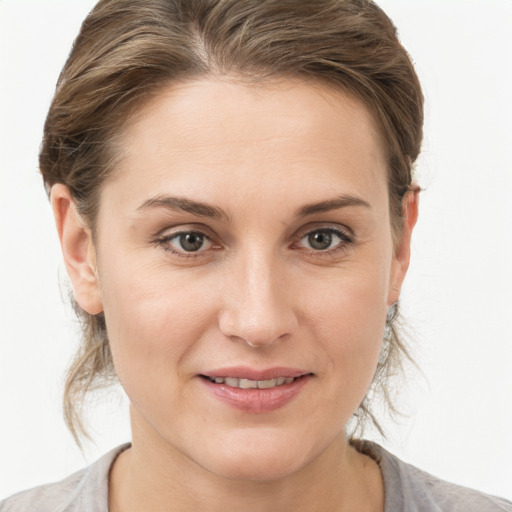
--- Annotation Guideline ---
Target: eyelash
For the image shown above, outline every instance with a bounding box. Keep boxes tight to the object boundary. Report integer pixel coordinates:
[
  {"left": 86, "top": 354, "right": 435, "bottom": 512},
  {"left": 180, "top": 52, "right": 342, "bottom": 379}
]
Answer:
[
  {"left": 294, "top": 227, "right": 353, "bottom": 255},
  {"left": 155, "top": 230, "right": 218, "bottom": 260},
  {"left": 154, "top": 226, "right": 354, "bottom": 260}
]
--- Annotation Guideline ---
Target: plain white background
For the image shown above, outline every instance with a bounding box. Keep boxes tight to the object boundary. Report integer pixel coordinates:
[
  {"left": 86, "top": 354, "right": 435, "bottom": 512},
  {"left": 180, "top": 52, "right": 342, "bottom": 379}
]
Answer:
[{"left": 1, "top": 0, "right": 511, "bottom": 501}]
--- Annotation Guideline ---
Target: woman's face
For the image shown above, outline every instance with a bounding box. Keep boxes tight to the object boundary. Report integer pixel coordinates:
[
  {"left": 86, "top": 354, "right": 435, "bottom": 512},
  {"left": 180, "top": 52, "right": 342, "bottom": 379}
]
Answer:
[{"left": 72, "top": 78, "right": 414, "bottom": 480}]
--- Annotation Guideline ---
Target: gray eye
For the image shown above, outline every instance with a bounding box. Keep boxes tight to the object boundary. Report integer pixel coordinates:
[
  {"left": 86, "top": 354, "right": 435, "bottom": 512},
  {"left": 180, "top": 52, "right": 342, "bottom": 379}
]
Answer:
[
  {"left": 307, "top": 231, "right": 333, "bottom": 250},
  {"left": 299, "top": 228, "right": 351, "bottom": 252},
  {"left": 178, "top": 232, "right": 206, "bottom": 252},
  {"left": 160, "top": 230, "right": 214, "bottom": 256}
]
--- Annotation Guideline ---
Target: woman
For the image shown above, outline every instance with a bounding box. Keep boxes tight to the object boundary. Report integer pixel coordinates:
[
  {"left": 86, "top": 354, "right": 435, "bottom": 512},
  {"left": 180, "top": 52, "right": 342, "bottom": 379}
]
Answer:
[{"left": 1, "top": 0, "right": 510, "bottom": 510}]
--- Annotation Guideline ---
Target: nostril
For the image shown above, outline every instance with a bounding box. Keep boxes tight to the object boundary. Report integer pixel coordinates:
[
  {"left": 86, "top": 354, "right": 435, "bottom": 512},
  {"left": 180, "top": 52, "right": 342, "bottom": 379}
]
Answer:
[{"left": 218, "top": 310, "right": 298, "bottom": 348}]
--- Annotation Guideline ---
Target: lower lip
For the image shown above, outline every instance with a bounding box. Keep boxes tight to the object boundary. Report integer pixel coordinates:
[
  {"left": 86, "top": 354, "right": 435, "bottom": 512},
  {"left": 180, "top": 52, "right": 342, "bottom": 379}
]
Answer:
[{"left": 200, "top": 375, "right": 312, "bottom": 413}]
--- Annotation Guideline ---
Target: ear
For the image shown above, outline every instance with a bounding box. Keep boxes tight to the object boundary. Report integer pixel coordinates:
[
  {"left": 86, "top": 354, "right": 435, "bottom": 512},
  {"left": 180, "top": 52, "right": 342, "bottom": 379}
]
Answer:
[
  {"left": 51, "top": 184, "right": 103, "bottom": 315},
  {"left": 387, "top": 186, "right": 420, "bottom": 306}
]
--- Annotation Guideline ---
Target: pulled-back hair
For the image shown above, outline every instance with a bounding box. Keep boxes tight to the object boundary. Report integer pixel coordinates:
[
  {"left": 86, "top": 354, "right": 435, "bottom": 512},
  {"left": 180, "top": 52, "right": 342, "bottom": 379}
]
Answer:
[{"left": 40, "top": 0, "right": 423, "bottom": 444}]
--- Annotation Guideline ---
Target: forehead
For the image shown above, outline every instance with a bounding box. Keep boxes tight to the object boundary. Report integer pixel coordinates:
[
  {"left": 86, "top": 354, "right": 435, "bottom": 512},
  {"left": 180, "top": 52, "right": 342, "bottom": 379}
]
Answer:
[
  {"left": 121, "top": 76, "right": 384, "bottom": 153},
  {"left": 104, "top": 77, "right": 388, "bottom": 213}
]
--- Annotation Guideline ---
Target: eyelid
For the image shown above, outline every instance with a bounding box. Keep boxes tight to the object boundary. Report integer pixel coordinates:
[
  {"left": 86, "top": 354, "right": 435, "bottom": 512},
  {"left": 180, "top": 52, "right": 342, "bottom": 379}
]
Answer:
[
  {"left": 291, "top": 224, "right": 355, "bottom": 256},
  {"left": 153, "top": 225, "right": 221, "bottom": 258},
  {"left": 292, "top": 222, "right": 354, "bottom": 243},
  {"left": 152, "top": 221, "right": 215, "bottom": 238},
  {"left": 152, "top": 222, "right": 354, "bottom": 259},
  {"left": 168, "top": 231, "right": 213, "bottom": 252}
]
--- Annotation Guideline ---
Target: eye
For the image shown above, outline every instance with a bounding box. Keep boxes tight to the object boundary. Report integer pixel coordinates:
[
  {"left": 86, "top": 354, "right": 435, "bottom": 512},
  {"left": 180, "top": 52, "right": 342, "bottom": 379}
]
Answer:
[
  {"left": 161, "top": 231, "right": 214, "bottom": 254},
  {"left": 298, "top": 228, "right": 351, "bottom": 252}
]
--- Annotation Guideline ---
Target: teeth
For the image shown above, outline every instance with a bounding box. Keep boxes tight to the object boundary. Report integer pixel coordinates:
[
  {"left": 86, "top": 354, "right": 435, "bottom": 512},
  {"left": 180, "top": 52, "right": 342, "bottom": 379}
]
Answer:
[
  {"left": 257, "top": 379, "right": 277, "bottom": 389},
  {"left": 208, "top": 376, "right": 299, "bottom": 389},
  {"left": 239, "top": 379, "right": 258, "bottom": 389}
]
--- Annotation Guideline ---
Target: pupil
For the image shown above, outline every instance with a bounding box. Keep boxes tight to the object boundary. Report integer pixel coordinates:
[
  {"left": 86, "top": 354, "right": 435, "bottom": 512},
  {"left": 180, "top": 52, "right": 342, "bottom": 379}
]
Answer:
[
  {"left": 309, "top": 231, "right": 332, "bottom": 250},
  {"left": 180, "top": 233, "right": 204, "bottom": 252}
]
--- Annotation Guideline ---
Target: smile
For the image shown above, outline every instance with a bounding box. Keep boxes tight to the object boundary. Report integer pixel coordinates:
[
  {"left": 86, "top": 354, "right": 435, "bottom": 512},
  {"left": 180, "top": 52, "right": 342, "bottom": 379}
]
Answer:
[
  {"left": 205, "top": 376, "right": 296, "bottom": 389},
  {"left": 200, "top": 371, "right": 312, "bottom": 413}
]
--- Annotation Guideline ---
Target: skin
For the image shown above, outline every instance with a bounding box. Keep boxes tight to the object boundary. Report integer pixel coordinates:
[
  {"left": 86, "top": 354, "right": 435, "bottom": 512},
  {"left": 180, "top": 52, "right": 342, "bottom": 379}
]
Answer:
[{"left": 52, "top": 77, "right": 418, "bottom": 511}]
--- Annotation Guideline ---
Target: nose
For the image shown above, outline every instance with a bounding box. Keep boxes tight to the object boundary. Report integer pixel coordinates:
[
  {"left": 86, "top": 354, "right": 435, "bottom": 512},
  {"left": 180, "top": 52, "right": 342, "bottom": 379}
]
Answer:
[{"left": 218, "top": 249, "right": 299, "bottom": 348}]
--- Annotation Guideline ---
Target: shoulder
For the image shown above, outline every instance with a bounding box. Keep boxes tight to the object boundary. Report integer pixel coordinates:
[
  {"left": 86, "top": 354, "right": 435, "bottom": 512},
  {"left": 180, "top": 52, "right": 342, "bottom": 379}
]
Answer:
[
  {"left": 354, "top": 440, "right": 512, "bottom": 512},
  {"left": 0, "top": 444, "right": 129, "bottom": 512},
  {"left": 382, "top": 451, "right": 512, "bottom": 512}
]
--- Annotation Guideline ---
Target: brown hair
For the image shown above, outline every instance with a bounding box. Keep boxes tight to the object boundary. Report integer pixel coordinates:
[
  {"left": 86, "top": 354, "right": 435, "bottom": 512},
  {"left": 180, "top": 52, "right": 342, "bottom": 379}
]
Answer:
[{"left": 40, "top": 0, "right": 423, "bottom": 444}]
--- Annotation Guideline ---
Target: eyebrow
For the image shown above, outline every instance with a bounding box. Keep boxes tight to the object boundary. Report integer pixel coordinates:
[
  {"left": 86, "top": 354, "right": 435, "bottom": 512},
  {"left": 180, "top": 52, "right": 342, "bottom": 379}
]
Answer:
[
  {"left": 137, "top": 195, "right": 230, "bottom": 220},
  {"left": 295, "top": 194, "right": 371, "bottom": 217},
  {"left": 136, "top": 193, "right": 371, "bottom": 221}
]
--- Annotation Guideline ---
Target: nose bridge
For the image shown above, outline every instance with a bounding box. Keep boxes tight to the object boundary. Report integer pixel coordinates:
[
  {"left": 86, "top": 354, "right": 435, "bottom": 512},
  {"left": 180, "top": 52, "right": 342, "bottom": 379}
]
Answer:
[{"left": 219, "top": 245, "right": 297, "bottom": 347}]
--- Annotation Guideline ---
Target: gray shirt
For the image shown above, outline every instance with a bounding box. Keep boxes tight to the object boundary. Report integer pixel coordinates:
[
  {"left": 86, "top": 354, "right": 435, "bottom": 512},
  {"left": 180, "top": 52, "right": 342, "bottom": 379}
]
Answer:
[{"left": 1, "top": 442, "right": 510, "bottom": 511}]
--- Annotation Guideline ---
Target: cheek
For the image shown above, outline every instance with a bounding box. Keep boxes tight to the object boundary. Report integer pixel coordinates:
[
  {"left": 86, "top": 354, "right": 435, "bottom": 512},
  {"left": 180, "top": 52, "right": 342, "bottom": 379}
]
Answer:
[
  {"left": 98, "top": 261, "right": 215, "bottom": 397},
  {"left": 304, "top": 262, "right": 389, "bottom": 399}
]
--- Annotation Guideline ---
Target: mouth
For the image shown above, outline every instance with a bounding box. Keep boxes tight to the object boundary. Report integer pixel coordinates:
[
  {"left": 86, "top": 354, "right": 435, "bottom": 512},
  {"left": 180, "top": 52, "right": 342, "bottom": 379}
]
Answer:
[
  {"left": 198, "top": 368, "right": 312, "bottom": 412},
  {"left": 201, "top": 375, "right": 303, "bottom": 389}
]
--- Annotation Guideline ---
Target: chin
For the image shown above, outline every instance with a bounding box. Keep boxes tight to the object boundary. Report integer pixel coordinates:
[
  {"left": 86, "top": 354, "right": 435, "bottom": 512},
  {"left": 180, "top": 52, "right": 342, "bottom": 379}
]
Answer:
[
  {"left": 206, "top": 452, "right": 306, "bottom": 482},
  {"left": 194, "top": 428, "right": 326, "bottom": 482}
]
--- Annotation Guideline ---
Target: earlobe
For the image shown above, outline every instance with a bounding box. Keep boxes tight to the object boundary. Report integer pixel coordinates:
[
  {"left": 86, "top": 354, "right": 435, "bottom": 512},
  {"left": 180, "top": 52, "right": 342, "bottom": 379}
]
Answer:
[
  {"left": 388, "top": 186, "right": 420, "bottom": 305},
  {"left": 51, "top": 184, "right": 103, "bottom": 315}
]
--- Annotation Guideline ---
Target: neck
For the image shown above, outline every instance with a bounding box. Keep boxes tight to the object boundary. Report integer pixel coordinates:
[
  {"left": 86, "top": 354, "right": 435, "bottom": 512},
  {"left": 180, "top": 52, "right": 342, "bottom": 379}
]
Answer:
[{"left": 109, "top": 414, "right": 384, "bottom": 512}]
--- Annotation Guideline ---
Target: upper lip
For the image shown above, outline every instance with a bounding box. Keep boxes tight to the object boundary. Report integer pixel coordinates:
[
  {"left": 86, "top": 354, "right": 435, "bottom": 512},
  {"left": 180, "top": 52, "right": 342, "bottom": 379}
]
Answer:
[{"left": 200, "top": 366, "right": 311, "bottom": 381}]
